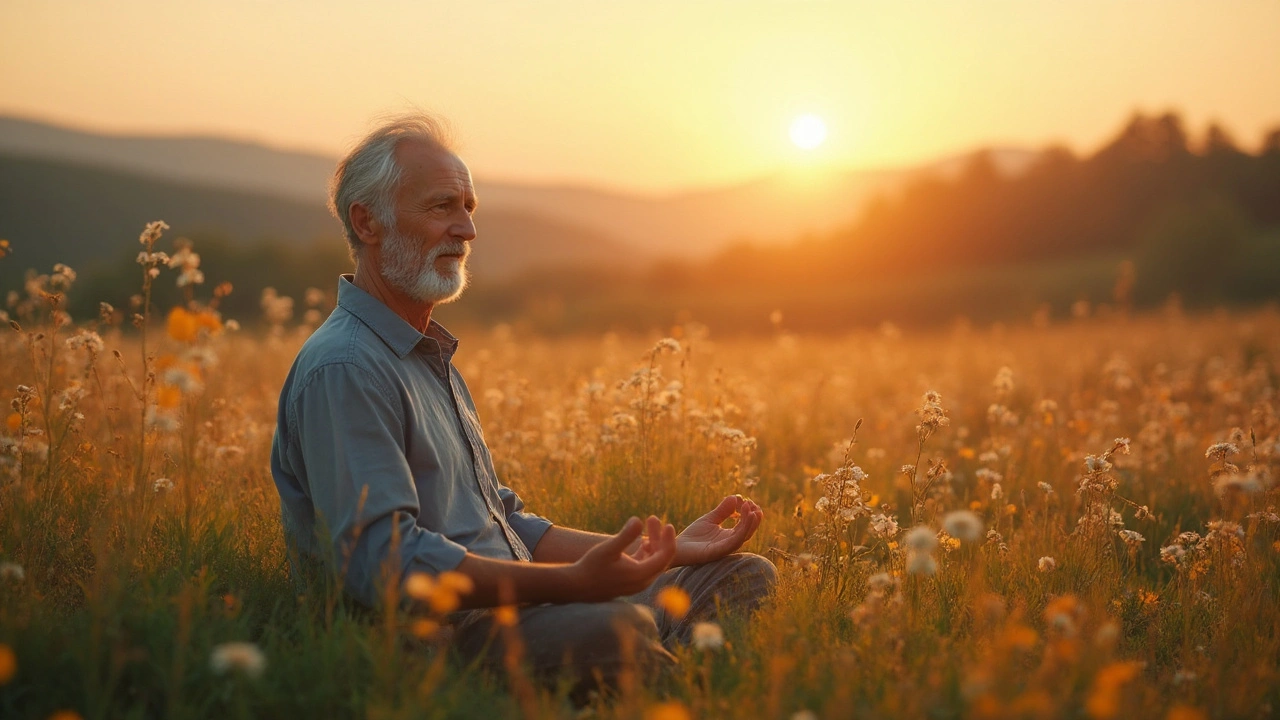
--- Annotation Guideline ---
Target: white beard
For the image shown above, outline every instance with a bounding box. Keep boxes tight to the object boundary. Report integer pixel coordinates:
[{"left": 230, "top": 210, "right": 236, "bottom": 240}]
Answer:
[{"left": 381, "top": 226, "right": 471, "bottom": 304}]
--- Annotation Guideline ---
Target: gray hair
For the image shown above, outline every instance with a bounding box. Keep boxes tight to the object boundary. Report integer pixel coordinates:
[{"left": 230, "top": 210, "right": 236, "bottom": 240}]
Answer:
[{"left": 329, "top": 112, "right": 455, "bottom": 260}]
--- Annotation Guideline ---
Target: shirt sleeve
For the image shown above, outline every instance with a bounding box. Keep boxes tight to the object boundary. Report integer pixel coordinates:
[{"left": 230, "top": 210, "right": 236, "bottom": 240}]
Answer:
[
  {"left": 497, "top": 485, "right": 554, "bottom": 554},
  {"left": 288, "top": 362, "right": 468, "bottom": 607}
]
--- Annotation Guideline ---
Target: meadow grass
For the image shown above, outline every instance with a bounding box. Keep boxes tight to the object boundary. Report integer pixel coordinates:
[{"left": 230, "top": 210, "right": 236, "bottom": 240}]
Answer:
[{"left": 1, "top": 234, "right": 1278, "bottom": 719}]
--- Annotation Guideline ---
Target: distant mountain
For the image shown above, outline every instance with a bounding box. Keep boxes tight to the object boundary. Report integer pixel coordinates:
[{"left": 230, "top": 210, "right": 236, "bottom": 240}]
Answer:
[
  {"left": 0, "top": 153, "right": 640, "bottom": 287},
  {"left": 0, "top": 115, "right": 1037, "bottom": 259},
  {"left": 0, "top": 116, "right": 335, "bottom": 204}
]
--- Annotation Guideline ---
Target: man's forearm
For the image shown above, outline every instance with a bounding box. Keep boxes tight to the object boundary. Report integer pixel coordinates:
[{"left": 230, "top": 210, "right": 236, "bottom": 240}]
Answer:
[
  {"left": 452, "top": 553, "right": 579, "bottom": 608},
  {"left": 528, "top": 525, "right": 616, "bottom": 563}
]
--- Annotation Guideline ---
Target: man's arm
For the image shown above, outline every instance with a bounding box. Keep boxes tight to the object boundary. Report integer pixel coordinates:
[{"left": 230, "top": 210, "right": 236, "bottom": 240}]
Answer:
[
  {"left": 528, "top": 495, "right": 766, "bottom": 568},
  {"left": 454, "top": 515, "right": 676, "bottom": 608}
]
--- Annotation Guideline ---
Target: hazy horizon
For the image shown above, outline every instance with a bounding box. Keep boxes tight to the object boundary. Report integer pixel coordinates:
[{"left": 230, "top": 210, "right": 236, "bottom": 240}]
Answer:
[{"left": 3, "top": 0, "right": 1278, "bottom": 194}]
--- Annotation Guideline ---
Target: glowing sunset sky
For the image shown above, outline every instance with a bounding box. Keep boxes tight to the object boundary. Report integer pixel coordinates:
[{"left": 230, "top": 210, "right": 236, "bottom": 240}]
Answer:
[{"left": 2, "top": 0, "right": 1278, "bottom": 193}]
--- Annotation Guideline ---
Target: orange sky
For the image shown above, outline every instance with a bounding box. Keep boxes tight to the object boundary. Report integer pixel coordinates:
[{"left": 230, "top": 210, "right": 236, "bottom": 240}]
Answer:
[{"left": 2, "top": 0, "right": 1278, "bottom": 193}]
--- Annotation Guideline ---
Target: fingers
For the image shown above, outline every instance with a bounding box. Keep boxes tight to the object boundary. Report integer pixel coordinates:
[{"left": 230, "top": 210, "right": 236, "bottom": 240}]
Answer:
[
  {"left": 633, "top": 521, "right": 676, "bottom": 574},
  {"left": 598, "top": 516, "right": 644, "bottom": 558},
  {"left": 706, "top": 494, "right": 745, "bottom": 523}
]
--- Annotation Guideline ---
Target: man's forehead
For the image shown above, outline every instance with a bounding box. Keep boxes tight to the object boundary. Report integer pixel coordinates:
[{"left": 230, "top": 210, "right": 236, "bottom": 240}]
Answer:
[{"left": 396, "top": 139, "right": 474, "bottom": 191}]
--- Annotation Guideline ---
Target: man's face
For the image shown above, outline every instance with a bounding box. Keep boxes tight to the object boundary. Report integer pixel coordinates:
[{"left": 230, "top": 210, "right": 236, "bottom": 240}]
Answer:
[{"left": 379, "top": 140, "right": 478, "bottom": 304}]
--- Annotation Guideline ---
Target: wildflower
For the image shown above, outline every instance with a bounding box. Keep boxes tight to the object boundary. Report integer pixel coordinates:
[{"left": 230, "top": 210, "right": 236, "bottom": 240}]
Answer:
[
  {"left": 404, "top": 573, "right": 436, "bottom": 601},
  {"left": 906, "top": 551, "right": 938, "bottom": 576},
  {"left": 410, "top": 618, "right": 441, "bottom": 639},
  {"left": 904, "top": 526, "right": 938, "bottom": 552},
  {"left": 645, "top": 701, "right": 693, "bottom": 720},
  {"left": 691, "top": 622, "right": 724, "bottom": 650},
  {"left": 992, "top": 366, "right": 1014, "bottom": 396},
  {"left": 1204, "top": 442, "right": 1238, "bottom": 461},
  {"left": 869, "top": 513, "right": 899, "bottom": 539},
  {"left": 1214, "top": 472, "right": 1263, "bottom": 496},
  {"left": 0, "top": 562, "right": 24, "bottom": 582},
  {"left": 50, "top": 263, "right": 77, "bottom": 290},
  {"left": 0, "top": 643, "right": 14, "bottom": 685},
  {"left": 209, "top": 642, "right": 266, "bottom": 679},
  {"left": 1085, "top": 661, "right": 1143, "bottom": 720},
  {"left": 653, "top": 337, "right": 682, "bottom": 354},
  {"left": 1038, "top": 481, "right": 1054, "bottom": 494},
  {"left": 1043, "top": 595, "right": 1083, "bottom": 636},
  {"left": 1117, "top": 530, "right": 1145, "bottom": 547},
  {"left": 867, "top": 572, "right": 896, "bottom": 592},
  {"left": 657, "top": 586, "right": 691, "bottom": 619},
  {"left": 145, "top": 408, "right": 180, "bottom": 432},
  {"left": 162, "top": 365, "right": 204, "bottom": 394},
  {"left": 167, "top": 307, "right": 200, "bottom": 342},
  {"left": 1084, "top": 455, "right": 1111, "bottom": 473},
  {"left": 493, "top": 605, "right": 518, "bottom": 627},
  {"left": 942, "top": 510, "right": 983, "bottom": 542},
  {"left": 139, "top": 220, "right": 169, "bottom": 246},
  {"left": 990, "top": 483, "right": 1003, "bottom": 501},
  {"left": 64, "top": 329, "right": 104, "bottom": 354},
  {"left": 1113, "top": 437, "right": 1131, "bottom": 454},
  {"left": 153, "top": 478, "right": 174, "bottom": 493},
  {"left": 1038, "top": 556, "right": 1056, "bottom": 572},
  {"left": 260, "top": 288, "right": 294, "bottom": 325},
  {"left": 916, "top": 391, "right": 950, "bottom": 440}
]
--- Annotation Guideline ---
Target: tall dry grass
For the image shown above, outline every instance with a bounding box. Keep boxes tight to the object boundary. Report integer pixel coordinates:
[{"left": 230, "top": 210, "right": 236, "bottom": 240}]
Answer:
[{"left": 0, "top": 226, "right": 1277, "bottom": 719}]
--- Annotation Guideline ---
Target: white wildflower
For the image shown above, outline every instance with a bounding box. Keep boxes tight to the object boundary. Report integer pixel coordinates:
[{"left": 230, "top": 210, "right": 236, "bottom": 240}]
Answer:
[
  {"left": 210, "top": 642, "right": 266, "bottom": 678},
  {"left": 942, "top": 510, "right": 983, "bottom": 542},
  {"left": 691, "top": 622, "right": 724, "bottom": 651},
  {"left": 904, "top": 526, "right": 938, "bottom": 552}
]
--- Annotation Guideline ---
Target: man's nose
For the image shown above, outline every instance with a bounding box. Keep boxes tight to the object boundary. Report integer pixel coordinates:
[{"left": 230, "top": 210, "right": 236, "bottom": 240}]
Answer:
[{"left": 454, "top": 213, "right": 477, "bottom": 243}]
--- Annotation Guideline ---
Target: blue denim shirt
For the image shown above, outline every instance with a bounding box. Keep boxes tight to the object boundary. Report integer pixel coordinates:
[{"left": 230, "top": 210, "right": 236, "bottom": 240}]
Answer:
[{"left": 270, "top": 275, "right": 552, "bottom": 607}]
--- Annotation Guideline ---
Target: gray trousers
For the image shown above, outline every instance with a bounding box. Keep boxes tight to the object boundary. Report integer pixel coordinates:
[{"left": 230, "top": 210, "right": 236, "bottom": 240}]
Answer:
[{"left": 451, "top": 553, "right": 777, "bottom": 691}]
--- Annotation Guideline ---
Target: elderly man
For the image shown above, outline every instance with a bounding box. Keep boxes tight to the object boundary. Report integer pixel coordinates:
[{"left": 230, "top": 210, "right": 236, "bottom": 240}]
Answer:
[{"left": 270, "top": 113, "right": 776, "bottom": 689}]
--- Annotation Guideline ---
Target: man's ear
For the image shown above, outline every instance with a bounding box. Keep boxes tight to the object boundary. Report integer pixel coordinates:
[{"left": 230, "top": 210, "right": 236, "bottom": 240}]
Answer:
[{"left": 349, "top": 203, "right": 384, "bottom": 248}]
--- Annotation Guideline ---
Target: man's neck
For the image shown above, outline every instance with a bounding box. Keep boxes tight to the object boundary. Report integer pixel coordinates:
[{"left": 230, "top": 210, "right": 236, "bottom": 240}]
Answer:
[{"left": 351, "top": 263, "right": 435, "bottom": 334}]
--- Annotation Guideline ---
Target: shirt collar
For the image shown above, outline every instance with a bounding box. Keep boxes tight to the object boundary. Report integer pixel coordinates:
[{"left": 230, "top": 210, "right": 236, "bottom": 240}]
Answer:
[{"left": 336, "top": 274, "right": 459, "bottom": 363}]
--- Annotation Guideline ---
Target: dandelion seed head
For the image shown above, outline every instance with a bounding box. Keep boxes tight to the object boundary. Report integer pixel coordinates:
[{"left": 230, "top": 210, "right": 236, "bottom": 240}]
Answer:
[
  {"left": 209, "top": 642, "right": 266, "bottom": 678},
  {"left": 942, "top": 510, "right": 983, "bottom": 542},
  {"left": 691, "top": 622, "right": 724, "bottom": 650},
  {"left": 904, "top": 526, "right": 938, "bottom": 552}
]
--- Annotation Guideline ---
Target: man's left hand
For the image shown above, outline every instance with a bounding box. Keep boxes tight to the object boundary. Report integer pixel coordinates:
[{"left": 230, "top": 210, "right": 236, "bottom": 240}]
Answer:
[{"left": 673, "top": 495, "right": 764, "bottom": 567}]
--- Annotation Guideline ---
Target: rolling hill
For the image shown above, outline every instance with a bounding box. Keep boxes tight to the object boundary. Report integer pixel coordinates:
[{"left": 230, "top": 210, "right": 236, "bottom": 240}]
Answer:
[
  {"left": 0, "top": 115, "right": 1036, "bottom": 261},
  {"left": 0, "top": 153, "right": 641, "bottom": 289}
]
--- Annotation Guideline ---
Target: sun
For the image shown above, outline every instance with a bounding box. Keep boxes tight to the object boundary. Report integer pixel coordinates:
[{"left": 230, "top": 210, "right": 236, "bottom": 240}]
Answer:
[{"left": 789, "top": 114, "right": 828, "bottom": 150}]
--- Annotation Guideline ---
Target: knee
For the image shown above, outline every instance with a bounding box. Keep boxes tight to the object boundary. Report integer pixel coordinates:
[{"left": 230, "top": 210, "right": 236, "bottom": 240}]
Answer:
[{"left": 726, "top": 552, "right": 778, "bottom": 594}]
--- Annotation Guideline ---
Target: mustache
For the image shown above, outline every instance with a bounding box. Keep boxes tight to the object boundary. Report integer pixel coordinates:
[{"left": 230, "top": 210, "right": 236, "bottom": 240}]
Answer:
[{"left": 428, "top": 241, "right": 471, "bottom": 261}]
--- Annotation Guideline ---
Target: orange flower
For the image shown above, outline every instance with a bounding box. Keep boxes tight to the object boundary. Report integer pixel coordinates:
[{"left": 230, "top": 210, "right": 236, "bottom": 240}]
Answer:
[
  {"left": 166, "top": 307, "right": 198, "bottom": 342},
  {"left": 494, "top": 605, "right": 518, "bottom": 627},
  {"left": 410, "top": 619, "right": 440, "bottom": 639},
  {"left": 156, "top": 385, "right": 182, "bottom": 409},
  {"left": 0, "top": 643, "right": 15, "bottom": 684},
  {"left": 194, "top": 310, "right": 222, "bottom": 335},
  {"left": 656, "top": 586, "right": 691, "bottom": 619},
  {"left": 5, "top": 413, "right": 20, "bottom": 432},
  {"left": 644, "top": 701, "right": 691, "bottom": 720}
]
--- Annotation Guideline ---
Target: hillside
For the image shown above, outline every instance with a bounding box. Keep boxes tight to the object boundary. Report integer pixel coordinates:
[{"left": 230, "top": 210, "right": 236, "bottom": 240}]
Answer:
[
  {"left": 0, "top": 115, "right": 1035, "bottom": 259},
  {"left": 0, "top": 153, "right": 641, "bottom": 291}
]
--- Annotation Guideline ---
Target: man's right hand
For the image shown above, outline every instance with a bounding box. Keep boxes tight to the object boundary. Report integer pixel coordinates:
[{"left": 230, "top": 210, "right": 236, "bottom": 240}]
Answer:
[
  {"left": 568, "top": 516, "right": 676, "bottom": 602},
  {"left": 449, "top": 516, "right": 677, "bottom": 609}
]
